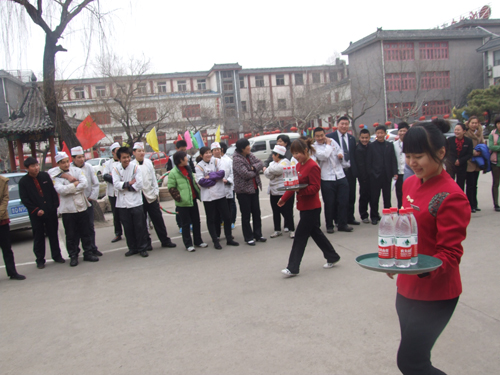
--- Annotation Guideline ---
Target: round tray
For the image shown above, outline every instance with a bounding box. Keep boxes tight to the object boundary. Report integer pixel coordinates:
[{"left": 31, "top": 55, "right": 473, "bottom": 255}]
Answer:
[
  {"left": 355, "top": 253, "right": 442, "bottom": 275},
  {"left": 277, "top": 184, "right": 308, "bottom": 191}
]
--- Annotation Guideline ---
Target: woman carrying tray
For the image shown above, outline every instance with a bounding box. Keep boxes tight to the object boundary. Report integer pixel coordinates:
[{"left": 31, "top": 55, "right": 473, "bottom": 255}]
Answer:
[
  {"left": 391, "top": 121, "right": 471, "bottom": 374},
  {"left": 278, "top": 138, "right": 340, "bottom": 277}
]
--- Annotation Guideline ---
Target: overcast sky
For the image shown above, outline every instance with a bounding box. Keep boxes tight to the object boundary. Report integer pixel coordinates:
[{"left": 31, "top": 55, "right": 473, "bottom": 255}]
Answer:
[{"left": 2, "top": 0, "right": 496, "bottom": 80}]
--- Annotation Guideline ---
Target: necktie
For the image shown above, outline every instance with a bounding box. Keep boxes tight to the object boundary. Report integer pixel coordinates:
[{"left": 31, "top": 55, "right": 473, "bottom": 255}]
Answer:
[{"left": 342, "top": 135, "right": 350, "bottom": 162}]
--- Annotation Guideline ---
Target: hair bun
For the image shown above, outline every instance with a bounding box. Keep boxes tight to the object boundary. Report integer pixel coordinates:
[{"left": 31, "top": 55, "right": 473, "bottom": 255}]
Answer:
[{"left": 431, "top": 118, "right": 450, "bottom": 134}]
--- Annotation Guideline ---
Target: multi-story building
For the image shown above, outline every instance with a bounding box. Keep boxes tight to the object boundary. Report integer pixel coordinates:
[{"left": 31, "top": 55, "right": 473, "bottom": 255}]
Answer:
[
  {"left": 477, "top": 36, "right": 500, "bottom": 87},
  {"left": 342, "top": 20, "right": 500, "bottom": 127},
  {"left": 0, "top": 70, "right": 30, "bottom": 123}
]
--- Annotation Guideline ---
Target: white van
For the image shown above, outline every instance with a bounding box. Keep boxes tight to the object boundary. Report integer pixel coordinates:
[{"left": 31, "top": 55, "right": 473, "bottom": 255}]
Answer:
[{"left": 249, "top": 133, "right": 301, "bottom": 161}]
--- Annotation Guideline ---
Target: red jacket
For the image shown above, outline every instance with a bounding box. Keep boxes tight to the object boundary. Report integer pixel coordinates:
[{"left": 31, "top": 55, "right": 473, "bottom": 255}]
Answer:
[
  {"left": 397, "top": 169, "right": 470, "bottom": 301},
  {"left": 281, "top": 158, "right": 321, "bottom": 211}
]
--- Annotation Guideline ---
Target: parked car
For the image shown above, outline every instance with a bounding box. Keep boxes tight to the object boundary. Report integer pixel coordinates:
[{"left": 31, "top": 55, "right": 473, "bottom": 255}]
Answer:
[
  {"left": 1, "top": 172, "right": 31, "bottom": 231},
  {"left": 145, "top": 152, "right": 169, "bottom": 169},
  {"left": 225, "top": 145, "right": 236, "bottom": 159},
  {"left": 249, "top": 133, "right": 300, "bottom": 161},
  {"left": 87, "top": 158, "right": 110, "bottom": 182},
  {"left": 370, "top": 129, "right": 399, "bottom": 143}
]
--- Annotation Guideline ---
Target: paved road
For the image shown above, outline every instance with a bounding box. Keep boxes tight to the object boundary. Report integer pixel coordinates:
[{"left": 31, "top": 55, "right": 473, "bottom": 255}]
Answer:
[{"left": 1, "top": 173, "right": 499, "bottom": 375}]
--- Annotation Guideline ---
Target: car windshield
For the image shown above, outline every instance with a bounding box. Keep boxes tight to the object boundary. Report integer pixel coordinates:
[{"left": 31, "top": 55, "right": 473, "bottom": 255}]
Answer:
[
  {"left": 226, "top": 146, "right": 236, "bottom": 156},
  {"left": 145, "top": 154, "right": 152, "bottom": 159},
  {"left": 7, "top": 176, "right": 24, "bottom": 200},
  {"left": 87, "top": 159, "right": 100, "bottom": 166}
]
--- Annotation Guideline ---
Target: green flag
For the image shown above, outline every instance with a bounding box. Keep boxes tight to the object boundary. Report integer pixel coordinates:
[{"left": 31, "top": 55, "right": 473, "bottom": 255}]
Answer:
[{"left": 190, "top": 130, "right": 199, "bottom": 149}]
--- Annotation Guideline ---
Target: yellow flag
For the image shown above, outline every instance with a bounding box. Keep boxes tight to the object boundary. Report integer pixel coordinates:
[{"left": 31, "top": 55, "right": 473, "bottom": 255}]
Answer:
[
  {"left": 215, "top": 125, "right": 221, "bottom": 143},
  {"left": 146, "top": 126, "right": 159, "bottom": 152}
]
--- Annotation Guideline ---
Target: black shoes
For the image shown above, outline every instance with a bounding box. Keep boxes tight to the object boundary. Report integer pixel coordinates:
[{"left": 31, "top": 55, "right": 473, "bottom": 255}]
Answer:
[
  {"left": 495, "top": 206, "right": 500, "bottom": 212},
  {"left": 256, "top": 237, "right": 267, "bottom": 243},
  {"left": 53, "top": 257, "right": 66, "bottom": 263},
  {"left": 125, "top": 250, "right": 138, "bottom": 257},
  {"left": 227, "top": 240, "right": 240, "bottom": 246},
  {"left": 327, "top": 228, "right": 335, "bottom": 234},
  {"left": 146, "top": 244, "right": 153, "bottom": 251},
  {"left": 214, "top": 241, "right": 222, "bottom": 250},
  {"left": 348, "top": 220, "right": 361, "bottom": 225},
  {"left": 93, "top": 250, "right": 103, "bottom": 256},
  {"left": 70, "top": 257, "right": 78, "bottom": 267},
  {"left": 371, "top": 219, "right": 379, "bottom": 225},
  {"left": 161, "top": 241, "right": 177, "bottom": 248},
  {"left": 10, "top": 274, "right": 26, "bottom": 280},
  {"left": 140, "top": 251, "right": 149, "bottom": 257},
  {"left": 338, "top": 225, "right": 353, "bottom": 232},
  {"left": 111, "top": 235, "right": 122, "bottom": 243},
  {"left": 83, "top": 254, "right": 99, "bottom": 262},
  {"left": 471, "top": 208, "right": 476, "bottom": 213},
  {"left": 475, "top": 208, "right": 481, "bottom": 212},
  {"left": 37, "top": 263, "right": 45, "bottom": 269}
]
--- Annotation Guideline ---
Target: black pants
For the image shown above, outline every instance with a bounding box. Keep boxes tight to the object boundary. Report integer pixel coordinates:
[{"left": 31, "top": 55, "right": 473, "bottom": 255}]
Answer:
[
  {"left": 447, "top": 167, "right": 466, "bottom": 192},
  {"left": 237, "top": 190, "right": 262, "bottom": 242},
  {"left": 396, "top": 294, "right": 459, "bottom": 375},
  {"left": 175, "top": 206, "right": 182, "bottom": 228},
  {"left": 177, "top": 201, "right": 203, "bottom": 248},
  {"left": 143, "top": 195, "right": 171, "bottom": 246},
  {"left": 369, "top": 174, "right": 392, "bottom": 219},
  {"left": 321, "top": 178, "right": 348, "bottom": 229},
  {"left": 344, "top": 167, "right": 357, "bottom": 222},
  {"left": 492, "top": 164, "right": 500, "bottom": 207},
  {"left": 396, "top": 173, "right": 404, "bottom": 209},
  {"left": 286, "top": 208, "right": 340, "bottom": 274},
  {"left": 358, "top": 178, "right": 371, "bottom": 220},
  {"left": 87, "top": 202, "right": 98, "bottom": 251},
  {"left": 270, "top": 194, "right": 295, "bottom": 231},
  {"left": 118, "top": 205, "right": 147, "bottom": 253},
  {"left": 108, "top": 195, "right": 123, "bottom": 236},
  {"left": 466, "top": 171, "right": 480, "bottom": 209},
  {"left": 29, "top": 210, "right": 62, "bottom": 265},
  {"left": 215, "top": 196, "right": 238, "bottom": 237},
  {"left": 62, "top": 211, "right": 93, "bottom": 258},
  {"left": 0, "top": 223, "right": 18, "bottom": 277},
  {"left": 204, "top": 198, "right": 232, "bottom": 243},
  {"left": 229, "top": 196, "right": 237, "bottom": 224}
]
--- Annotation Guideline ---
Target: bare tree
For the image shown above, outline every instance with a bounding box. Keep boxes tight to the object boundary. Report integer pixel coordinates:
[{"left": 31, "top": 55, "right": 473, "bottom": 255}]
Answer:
[
  {"left": 176, "top": 95, "right": 221, "bottom": 134},
  {"left": 241, "top": 91, "right": 279, "bottom": 134}
]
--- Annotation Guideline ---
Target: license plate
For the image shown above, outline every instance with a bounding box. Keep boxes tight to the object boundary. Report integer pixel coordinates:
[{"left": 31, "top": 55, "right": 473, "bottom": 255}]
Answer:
[{"left": 10, "top": 205, "right": 28, "bottom": 215}]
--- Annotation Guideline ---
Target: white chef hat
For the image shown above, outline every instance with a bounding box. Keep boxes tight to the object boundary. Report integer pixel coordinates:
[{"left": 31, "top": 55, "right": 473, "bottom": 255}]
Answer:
[
  {"left": 210, "top": 142, "right": 221, "bottom": 150},
  {"left": 272, "top": 145, "right": 287, "bottom": 156},
  {"left": 110, "top": 142, "right": 120, "bottom": 152},
  {"left": 70, "top": 146, "right": 84, "bottom": 156},
  {"left": 133, "top": 142, "right": 144, "bottom": 150},
  {"left": 55, "top": 152, "right": 69, "bottom": 163}
]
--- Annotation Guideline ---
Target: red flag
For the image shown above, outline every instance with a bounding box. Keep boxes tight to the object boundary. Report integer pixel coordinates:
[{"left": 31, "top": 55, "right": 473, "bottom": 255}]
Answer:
[
  {"left": 76, "top": 115, "right": 106, "bottom": 150},
  {"left": 62, "top": 142, "right": 73, "bottom": 163},
  {"left": 177, "top": 134, "right": 183, "bottom": 141}
]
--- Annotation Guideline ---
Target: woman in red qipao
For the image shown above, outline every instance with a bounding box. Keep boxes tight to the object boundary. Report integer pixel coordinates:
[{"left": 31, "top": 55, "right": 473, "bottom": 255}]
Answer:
[{"left": 389, "top": 121, "right": 471, "bottom": 375}]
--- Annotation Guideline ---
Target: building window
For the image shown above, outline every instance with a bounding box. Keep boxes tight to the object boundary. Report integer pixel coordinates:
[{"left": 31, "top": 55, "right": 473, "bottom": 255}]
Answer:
[
  {"left": 257, "top": 100, "right": 266, "bottom": 111},
  {"left": 419, "top": 42, "right": 449, "bottom": 60},
  {"left": 74, "top": 87, "right": 85, "bottom": 99},
  {"left": 278, "top": 99, "right": 287, "bottom": 110},
  {"left": 329, "top": 72, "right": 338, "bottom": 82},
  {"left": 239, "top": 76, "right": 245, "bottom": 88},
  {"left": 223, "top": 82, "right": 234, "bottom": 91},
  {"left": 495, "top": 77, "right": 500, "bottom": 85},
  {"left": 387, "top": 102, "right": 415, "bottom": 119},
  {"left": 224, "top": 95, "right": 234, "bottom": 104},
  {"left": 197, "top": 79, "right": 206, "bottom": 90},
  {"left": 157, "top": 82, "right": 167, "bottom": 93},
  {"left": 312, "top": 73, "right": 321, "bottom": 84},
  {"left": 493, "top": 50, "right": 500, "bottom": 66},
  {"left": 385, "top": 73, "right": 416, "bottom": 91},
  {"left": 95, "top": 86, "right": 106, "bottom": 97},
  {"left": 225, "top": 108, "right": 236, "bottom": 117},
  {"left": 421, "top": 71, "right": 450, "bottom": 90},
  {"left": 241, "top": 101, "right": 247, "bottom": 112},
  {"left": 221, "top": 71, "right": 232, "bottom": 79},
  {"left": 177, "top": 80, "right": 187, "bottom": 92},
  {"left": 137, "top": 83, "right": 147, "bottom": 95},
  {"left": 182, "top": 104, "right": 201, "bottom": 118},
  {"left": 422, "top": 100, "right": 451, "bottom": 116},
  {"left": 137, "top": 108, "right": 157, "bottom": 122},
  {"left": 276, "top": 74, "right": 285, "bottom": 86},
  {"left": 90, "top": 111, "right": 111, "bottom": 125},
  {"left": 255, "top": 75, "right": 265, "bottom": 87},
  {"left": 295, "top": 73, "right": 304, "bottom": 85},
  {"left": 383, "top": 42, "right": 415, "bottom": 61}
]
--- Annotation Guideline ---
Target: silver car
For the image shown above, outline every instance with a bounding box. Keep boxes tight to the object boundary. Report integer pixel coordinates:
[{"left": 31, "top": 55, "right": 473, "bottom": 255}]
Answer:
[{"left": 2, "top": 172, "right": 31, "bottom": 231}]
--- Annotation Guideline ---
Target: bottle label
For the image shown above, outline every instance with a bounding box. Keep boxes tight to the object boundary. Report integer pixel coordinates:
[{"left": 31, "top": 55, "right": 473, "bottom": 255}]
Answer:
[
  {"left": 411, "top": 235, "right": 418, "bottom": 257},
  {"left": 378, "top": 236, "right": 393, "bottom": 259},
  {"left": 395, "top": 237, "right": 412, "bottom": 260}
]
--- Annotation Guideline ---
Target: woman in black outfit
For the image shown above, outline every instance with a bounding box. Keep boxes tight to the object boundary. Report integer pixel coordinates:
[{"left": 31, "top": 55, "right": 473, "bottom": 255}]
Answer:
[{"left": 446, "top": 123, "right": 473, "bottom": 191}]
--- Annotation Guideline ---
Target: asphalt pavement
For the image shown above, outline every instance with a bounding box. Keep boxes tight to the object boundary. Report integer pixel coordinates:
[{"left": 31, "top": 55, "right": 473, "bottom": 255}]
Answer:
[{"left": 1, "top": 173, "right": 499, "bottom": 375}]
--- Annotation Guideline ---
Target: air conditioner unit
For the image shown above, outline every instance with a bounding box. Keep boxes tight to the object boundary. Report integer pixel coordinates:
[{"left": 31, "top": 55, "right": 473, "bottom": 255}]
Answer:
[
  {"left": 486, "top": 65, "right": 493, "bottom": 71},
  {"left": 487, "top": 71, "right": 493, "bottom": 78}
]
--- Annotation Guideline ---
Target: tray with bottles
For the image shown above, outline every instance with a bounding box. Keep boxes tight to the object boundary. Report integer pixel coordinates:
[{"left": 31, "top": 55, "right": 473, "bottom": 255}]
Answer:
[
  {"left": 277, "top": 184, "right": 308, "bottom": 192},
  {"left": 355, "top": 253, "right": 442, "bottom": 275}
]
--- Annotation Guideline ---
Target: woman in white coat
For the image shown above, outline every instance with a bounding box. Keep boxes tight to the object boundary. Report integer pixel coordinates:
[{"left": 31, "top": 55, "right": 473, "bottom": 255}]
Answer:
[
  {"left": 264, "top": 145, "right": 295, "bottom": 238},
  {"left": 195, "top": 146, "right": 239, "bottom": 249}
]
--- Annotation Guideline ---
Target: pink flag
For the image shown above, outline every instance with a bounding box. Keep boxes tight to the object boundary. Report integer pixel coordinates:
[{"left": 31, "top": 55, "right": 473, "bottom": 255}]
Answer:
[{"left": 184, "top": 130, "right": 193, "bottom": 150}]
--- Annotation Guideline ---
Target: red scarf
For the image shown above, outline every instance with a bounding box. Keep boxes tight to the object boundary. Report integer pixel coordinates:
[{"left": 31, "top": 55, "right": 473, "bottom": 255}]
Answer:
[
  {"left": 455, "top": 137, "right": 465, "bottom": 154},
  {"left": 180, "top": 166, "right": 196, "bottom": 198}
]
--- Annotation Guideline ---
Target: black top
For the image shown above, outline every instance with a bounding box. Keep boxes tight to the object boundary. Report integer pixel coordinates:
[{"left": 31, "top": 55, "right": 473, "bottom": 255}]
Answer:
[
  {"left": 447, "top": 136, "right": 473, "bottom": 172},
  {"left": 355, "top": 142, "right": 370, "bottom": 182},
  {"left": 19, "top": 171, "right": 59, "bottom": 216},
  {"left": 366, "top": 140, "right": 398, "bottom": 181}
]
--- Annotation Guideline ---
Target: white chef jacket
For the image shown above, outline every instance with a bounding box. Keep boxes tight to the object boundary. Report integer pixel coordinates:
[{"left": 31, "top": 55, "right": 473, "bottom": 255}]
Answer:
[
  {"left": 313, "top": 140, "right": 346, "bottom": 181},
  {"left": 221, "top": 154, "right": 234, "bottom": 199},
  {"left": 103, "top": 158, "right": 119, "bottom": 197},
  {"left": 50, "top": 166, "right": 90, "bottom": 213},
  {"left": 72, "top": 162, "right": 99, "bottom": 201},
  {"left": 132, "top": 158, "right": 158, "bottom": 203},
  {"left": 195, "top": 158, "right": 226, "bottom": 202},
  {"left": 264, "top": 158, "right": 290, "bottom": 195},
  {"left": 393, "top": 139, "right": 405, "bottom": 175},
  {"left": 112, "top": 162, "right": 143, "bottom": 208}
]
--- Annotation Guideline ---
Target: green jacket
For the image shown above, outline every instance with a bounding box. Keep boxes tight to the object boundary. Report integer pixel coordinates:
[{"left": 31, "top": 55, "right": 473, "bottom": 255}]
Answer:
[
  {"left": 489, "top": 130, "right": 500, "bottom": 168},
  {"left": 167, "top": 166, "right": 200, "bottom": 207}
]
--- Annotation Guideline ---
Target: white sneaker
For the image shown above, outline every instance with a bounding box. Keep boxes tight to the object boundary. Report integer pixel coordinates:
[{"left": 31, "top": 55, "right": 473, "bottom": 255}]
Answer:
[
  {"left": 197, "top": 243, "right": 208, "bottom": 248},
  {"left": 187, "top": 246, "right": 195, "bottom": 252},
  {"left": 270, "top": 231, "right": 282, "bottom": 238},
  {"left": 283, "top": 227, "right": 289, "bottom": 232},
  {"left": 323, "top": 259, "right": 340, "bottom": 268},
  {"left": 281, "top": 268, "right": 298, "bottom": 277},
  {"left": 289, "top": 231, "right": 295, "bottom": 239}
]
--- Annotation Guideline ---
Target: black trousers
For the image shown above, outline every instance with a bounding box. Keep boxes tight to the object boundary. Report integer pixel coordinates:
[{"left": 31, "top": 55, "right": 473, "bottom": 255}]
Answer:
[
  {"left": 177, "top": 201, "right": 203, "bottom": 248},
  {"left": 215, "top": 196, "right": 238, "bottom": 237},
  {"left": 286, "top": 208, "right": 340, "bottom": 274},
  {"left": 270, "top": 194, "right": 295, "bottom": 231},
  {"left": 492, "top": 164, "right": 500, "bottom": 207},
  {"left": 118, "top": 205, "right": 147, "bottom": 253},
  {"left": 396, "top": 294, "right": 459, "bottom": 375},
  {"left": 229, "top": 196, "right": 237, "bottom": 224},
  {"left": 143, "top": 195, "right": 171, "bottom": 246},
  {"left": 175, "top": 206, "right": 182, "bottom": 228},
  {"left": 29, "top": 210, "right": 62, "bottom": 265},
  {"left": 447, "top": 167, "right": 466, "bottom": 192},
  {"left": 204, "top": 198, "right": 232, "bottom": 242},
  {"left": 321, "top": 178, "right": 348, "bottom": 229},
  {"left": 396, "top": 174, "right": 404, "bottom": 209},
  {"left": 108, "top": 195, "right": 123, "bottom": 236},
  {"left": 344, "top": 167, "right": 357, "bottom": 222},
  {"left": 237, "top": 190, "right": 262, "bottom": 242},
  {"left": 87, "top": 202, "right": 98, "bottom": 251},
  {"left": 62, "top": 211, "right": 93, "bottom": 258},
  {"left": 369, "top": 174, "right": 392, "bottom": 220},
  {"left": 0, "top": 223, "right": 18, "bottom": 277},
  {"left": 466, "top": 171, "right": 480, "bottom": 209},
  {"left": 358, "top": 178, "right": 371, "bottom": 220}
]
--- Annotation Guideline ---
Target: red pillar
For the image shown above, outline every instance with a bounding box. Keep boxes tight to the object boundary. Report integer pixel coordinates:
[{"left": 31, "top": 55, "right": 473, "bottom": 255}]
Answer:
[
  {"left": 16, "top": 140, "right": 24, "bottom": 171},
  {"left": 8, "top": 140, "right": 16, "bottom": 172},
  {"left": 49, "top": 136, "right": 56, "bottom": 167},
  {"left": 30, "top": 142, "right": 37, "bottom": 158}
]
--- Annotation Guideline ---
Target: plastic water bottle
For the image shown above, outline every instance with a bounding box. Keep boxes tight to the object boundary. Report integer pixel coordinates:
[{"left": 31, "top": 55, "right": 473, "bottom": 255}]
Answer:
[
  {"left": 378, "top": 208, "right": 395, "bottom": 267},
  {"left": 394, "top": 208, "right": 412, "bottom": 268},
  {"left": 283, "top": 167, "right": 289, "bottom": 187},
  {"left": 291, "top": 165, "right": 298, "bottom": 186},
  {"left": 407, "top": 207, "right": 418, "bottom": 265},
  {"left": 390, "top": 207, "right": 398, "bottom": 225}
]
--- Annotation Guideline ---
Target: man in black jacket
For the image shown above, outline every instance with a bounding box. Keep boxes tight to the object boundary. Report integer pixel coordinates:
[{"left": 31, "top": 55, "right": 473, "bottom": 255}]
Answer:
[
  {"left": 355, "top": 129, "right": 372, "bottom": 224},
  {"left": 366, "top": 125, "right": 398, "bottom": 225},
  {"left": 326, "top": 116, "right": 360, "bottom": 225},
  {"left": 19, "top": 157, "right": 65, "bottom": 269}
]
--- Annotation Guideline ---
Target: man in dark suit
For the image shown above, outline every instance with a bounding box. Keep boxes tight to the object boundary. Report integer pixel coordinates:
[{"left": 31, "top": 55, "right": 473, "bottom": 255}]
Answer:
[
  {"left": 19, "top": 157, "right": 65, "bottom": 269},
  {"left": 326, "top": 116, "right": 360, "bottom": 225},
  {"left": 366, "top": 125, "right": 398, "bottom": 224},
  {"left": 355, "top": 129, "right": 372, "bottom": 224}
]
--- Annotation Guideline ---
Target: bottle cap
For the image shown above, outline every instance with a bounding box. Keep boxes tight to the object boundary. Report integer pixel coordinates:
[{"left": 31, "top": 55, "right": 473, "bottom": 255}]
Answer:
[
  {"left": 382, "top": 208, "right": 391, "bottom": 215},
  {"left": 390, "top": 207, "right": 398, "bottom": 213},
  {"left": 406, "top": 207, "right": 413, "bottom": 213},
  {"left": 399, "top": 208, "right": 407, "bottom": 214}
]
